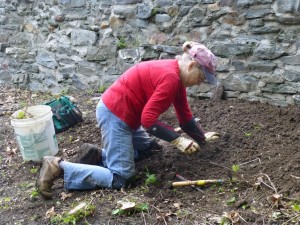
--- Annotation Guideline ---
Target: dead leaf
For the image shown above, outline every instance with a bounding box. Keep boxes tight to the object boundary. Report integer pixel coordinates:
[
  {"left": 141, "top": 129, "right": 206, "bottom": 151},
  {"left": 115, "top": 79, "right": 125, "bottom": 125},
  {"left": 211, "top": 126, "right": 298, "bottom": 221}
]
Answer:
[
  {"left": 173, "top": 202, "right": 181, "bottom": 209},
  {"left": 156, "top": 211, "right": 174, "bottom": 220},
  {"left": 69, "top": 202, "right": 87, "bottom": 215},
  {"left": 45, "top": 206, "right": 56, "bottom": 218},
  {"left": 5, "top": 146, "right": 17, "bottom": 155},
  {"left": 117, "top": 200, "right": 136, "bottom": 211},
  {"left": 223, "top": 211, "right": 240, "bottom": 224},
  {"left": 61, "top": 192, "right": 73, "bottom": 201},
  {"left": 5, "top": 146, "right": 11, "bottom": 154},
  {"left": 267, "top": 193, "right": 283, "bottom": 208},
  {"left": 254, "top": 174, "right": 264, "bottom": 189}
]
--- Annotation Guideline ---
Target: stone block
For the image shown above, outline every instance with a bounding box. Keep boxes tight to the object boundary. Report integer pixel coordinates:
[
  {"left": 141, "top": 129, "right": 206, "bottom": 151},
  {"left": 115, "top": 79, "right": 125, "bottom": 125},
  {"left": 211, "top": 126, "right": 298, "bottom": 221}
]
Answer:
[
  {"left": 115, "top": 0, "right": 142, "bottom": 5},
  {"left": 71, "top": 29, "right": 97, "bottom": 46}
]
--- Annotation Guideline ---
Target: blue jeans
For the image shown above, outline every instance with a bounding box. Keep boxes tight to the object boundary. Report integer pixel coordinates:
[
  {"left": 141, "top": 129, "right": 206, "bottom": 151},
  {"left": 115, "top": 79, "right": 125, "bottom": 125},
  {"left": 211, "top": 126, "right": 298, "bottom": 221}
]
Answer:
[{"left": 63, "top": 100, "right": 152, "bottom": 190}]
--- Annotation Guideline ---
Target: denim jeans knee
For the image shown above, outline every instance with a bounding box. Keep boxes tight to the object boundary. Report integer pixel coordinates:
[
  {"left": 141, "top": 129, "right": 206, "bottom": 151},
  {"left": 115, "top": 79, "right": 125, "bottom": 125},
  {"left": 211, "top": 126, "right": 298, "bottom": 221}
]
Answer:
[{"left": 96, "top": 101, "right": 136, "bottom": 180}]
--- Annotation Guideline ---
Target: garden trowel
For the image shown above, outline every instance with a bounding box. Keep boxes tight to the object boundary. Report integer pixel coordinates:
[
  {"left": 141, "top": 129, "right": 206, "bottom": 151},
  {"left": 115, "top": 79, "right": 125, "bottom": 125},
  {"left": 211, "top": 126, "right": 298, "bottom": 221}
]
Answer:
[{"left": 172, "top": 179, "right": 223, "bottom": 188}]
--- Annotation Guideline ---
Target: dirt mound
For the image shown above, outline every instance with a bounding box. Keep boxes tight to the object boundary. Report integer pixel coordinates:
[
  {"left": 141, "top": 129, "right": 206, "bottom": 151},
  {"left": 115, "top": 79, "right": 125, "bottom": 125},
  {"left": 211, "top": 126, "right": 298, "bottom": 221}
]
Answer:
[{"left": 0, "top": 86, "right": 299, "bottom": 224}]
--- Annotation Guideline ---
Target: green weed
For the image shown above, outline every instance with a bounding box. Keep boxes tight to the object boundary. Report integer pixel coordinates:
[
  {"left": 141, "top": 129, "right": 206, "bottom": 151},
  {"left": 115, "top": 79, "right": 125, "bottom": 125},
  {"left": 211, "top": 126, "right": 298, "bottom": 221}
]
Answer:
[
  {"left": 57, "top": 136, "right": 66, "bottom": 142},
  {"left": 232, "top": 164, "right": 240, "bottom": 173},
  {"left": 19, "top": 182, "right": 34, "bottom": 189},
  {"left": 30, "top": 167, "right": 38, "bottom": 174},
  {"left": 226, "top": 196, "right": 236, "bottom": 205},
  {"left": 151, "top": 7, "right": 159, "bottom": 17},
  {"left": 291, "top": 203, "right": 300, "bottom": 211},
  {"left": 144, "top": 167, "right": 157, "bottom": 186},
  {"left": 60, "top": 88, "right": 69, "bottom": 96},
  {"left": 175, "top": 209, "right": 190, "bottom": 219},
  {"left": 244, "top": 132, "right": 252, "bottom": 137},
  {"left": 0, "top": 197, "right": 11, "bottom": 210},
  {"left": 230, "top": 187, "right": 238, "bottom": 192},
  {"left": 51, "top": 203, "right": 95, "bottom": 224},
  {"left": 3, "top": 197, "right": 11, "bottom": 202},
  {"left": 253, "top": 124, "right": 262, "bottom": 130},
  {"left": 230, "top": 164, "right": 240, "bottom": 183},
  {"left": 117, "top": 38, "right": 126, "bottom": 49},
  {"left": 242, "top": 204, "right": 249, "bottom": 209},
  {"left": 218, "top": 187, "right": 225, "bottom": 193},
  {"left": 30, "top": 215, "right": 38, "bottom": 221},
  {"left": 220, "top": 217, "right": 231, "bottom": 225},
  {"left": 86, "top": 89, "right": 94, "bottom": 95},
  {"left": 30, "top": 189, "right": 39, "bottom": 199},
  {"left": 97, "top": 85, "right": 108, "bottom": 94}
]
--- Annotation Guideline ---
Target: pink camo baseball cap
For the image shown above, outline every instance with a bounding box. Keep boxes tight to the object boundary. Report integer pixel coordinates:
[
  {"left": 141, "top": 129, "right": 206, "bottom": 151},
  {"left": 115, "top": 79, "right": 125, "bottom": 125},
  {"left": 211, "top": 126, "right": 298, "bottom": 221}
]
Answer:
[{"left": 188, "top": 43, "right": 218, "bottom": 85}]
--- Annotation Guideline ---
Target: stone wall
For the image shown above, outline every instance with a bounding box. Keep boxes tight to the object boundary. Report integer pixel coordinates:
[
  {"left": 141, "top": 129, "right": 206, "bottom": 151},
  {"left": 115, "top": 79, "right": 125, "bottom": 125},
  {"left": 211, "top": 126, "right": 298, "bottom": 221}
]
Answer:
[{"left": 0, "top": 0, "right": 300, "bottom": 107}]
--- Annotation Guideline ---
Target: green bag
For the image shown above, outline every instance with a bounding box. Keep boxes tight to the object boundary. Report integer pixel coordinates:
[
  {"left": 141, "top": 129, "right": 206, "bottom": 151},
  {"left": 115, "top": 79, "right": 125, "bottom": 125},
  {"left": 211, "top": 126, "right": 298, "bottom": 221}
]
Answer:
[{"left": 45, "top": 96, "right": 83, "bottom": 133}]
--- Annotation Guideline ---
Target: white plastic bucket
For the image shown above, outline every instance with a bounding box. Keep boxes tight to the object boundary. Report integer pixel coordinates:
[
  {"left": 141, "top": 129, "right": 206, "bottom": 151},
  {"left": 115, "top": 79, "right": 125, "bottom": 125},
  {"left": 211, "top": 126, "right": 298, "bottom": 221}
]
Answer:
[{"left": 11, "top": 105, "right": 59, "bottom": 161}]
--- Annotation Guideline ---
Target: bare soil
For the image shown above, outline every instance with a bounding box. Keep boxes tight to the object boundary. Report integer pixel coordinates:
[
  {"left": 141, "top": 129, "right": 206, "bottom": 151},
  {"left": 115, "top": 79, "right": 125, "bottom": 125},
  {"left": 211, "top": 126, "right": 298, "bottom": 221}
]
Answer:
[{"left": 0, "top": 85, "right": 300, "bottom": 225}]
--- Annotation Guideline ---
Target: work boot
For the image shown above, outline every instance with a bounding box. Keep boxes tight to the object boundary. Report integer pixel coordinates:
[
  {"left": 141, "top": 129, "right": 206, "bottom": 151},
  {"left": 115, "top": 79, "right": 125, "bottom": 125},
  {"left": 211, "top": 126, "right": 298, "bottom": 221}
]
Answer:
[
  {"left": 36, "top": 156, "right": 62, "bottom": 199},
  {"left": 71, "top": 143, "right": 102, "bottom": 166}
]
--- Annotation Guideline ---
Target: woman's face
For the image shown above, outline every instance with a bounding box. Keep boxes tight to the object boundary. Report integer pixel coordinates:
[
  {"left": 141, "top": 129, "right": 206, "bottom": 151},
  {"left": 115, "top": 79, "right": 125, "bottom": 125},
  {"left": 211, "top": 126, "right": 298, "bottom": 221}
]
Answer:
[{"left": 184, "top": 62, "right": 205, "bottom": 87}]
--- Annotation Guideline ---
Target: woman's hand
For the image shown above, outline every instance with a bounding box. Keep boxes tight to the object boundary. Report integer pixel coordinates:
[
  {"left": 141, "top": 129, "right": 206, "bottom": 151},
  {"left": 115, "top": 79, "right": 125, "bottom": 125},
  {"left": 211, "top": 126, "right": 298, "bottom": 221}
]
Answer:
[{"left": 171, "top": 137, "right": 200, "bottom": 154}]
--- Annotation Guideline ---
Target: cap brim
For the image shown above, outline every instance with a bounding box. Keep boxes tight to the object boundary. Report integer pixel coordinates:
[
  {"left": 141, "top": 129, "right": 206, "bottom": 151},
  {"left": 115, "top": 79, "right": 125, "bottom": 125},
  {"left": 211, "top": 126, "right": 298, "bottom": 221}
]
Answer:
[{"left": 202, "top": 67, "right": 217, "bottom": 85}]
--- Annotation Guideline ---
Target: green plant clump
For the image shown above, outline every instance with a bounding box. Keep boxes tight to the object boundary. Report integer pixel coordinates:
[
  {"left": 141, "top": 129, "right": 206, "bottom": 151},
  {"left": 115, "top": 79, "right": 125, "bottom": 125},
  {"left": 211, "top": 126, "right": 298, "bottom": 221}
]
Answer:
[
  {"left": 144, "top": 167, "right": 157, "bottom": 186},
  {"left": 50, "top": 204, "right": 95, "bottom": 224},
  {"left": 232, "top": 164, "right": 240, "bottom": 173},
  {"left": 97, "top": 85, "right": 108, "bottom": 93},
  {"left": 30, "top": 189, "right": 39, "bottom": 198},
  {"left": 151, "top": 7, "right": 159, "bottom": 17},
  {"left": 117, "top": 38, "right": 126, "bottom": 49},
  {"left": 30, "top": 168, "right": 38, "bottom": 174}
]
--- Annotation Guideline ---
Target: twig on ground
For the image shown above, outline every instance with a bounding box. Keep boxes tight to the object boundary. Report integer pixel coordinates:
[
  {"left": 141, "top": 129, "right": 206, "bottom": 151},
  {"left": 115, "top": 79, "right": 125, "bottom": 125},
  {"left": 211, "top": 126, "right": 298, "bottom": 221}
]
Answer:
[
  {"left": 291, "top": 175, "right": 300, "bottom": 179},
  {"left": 261, "top": 180, "right": 276, "bottom": 192},
  {"left": 197, "top": 206, "right": 219, "bottom": 215},
  {"left": 239, "top": 214, "right": 248, "bottom": 223},
  {"left": 141, "top": 211, "right": 147, "bottom": 225},
  {"left": 238, "top": 158, "right": 261, "bottom": 166},
  {"left": 283, "top": 196, "right": 300, "bottom": 201},
  {"left": 208, "top": 160, "right": 252, "bottom": 185},
  {"left": 260, "top": 173, "right": 278, "bottom": 194},
  {"left": 151, "top": 205, "right": 167, "bottom": 225},
  {"left": 162, "top": 217, "right": 167, "bottom": 225},
  {"left": 87, "top": 197, "right": 96, "bottom": 207},
  {"left": 179, "top": 215, "right": 187, "bottom": 225},
  {"left": 281, "top": 214, "right": 300, "bottom": 225},
  {"left": 185, "top": 207, "right": 215, "bottom": 225},
  {"left": 207, "top": 161, "right": 231, "bottom": 171}
]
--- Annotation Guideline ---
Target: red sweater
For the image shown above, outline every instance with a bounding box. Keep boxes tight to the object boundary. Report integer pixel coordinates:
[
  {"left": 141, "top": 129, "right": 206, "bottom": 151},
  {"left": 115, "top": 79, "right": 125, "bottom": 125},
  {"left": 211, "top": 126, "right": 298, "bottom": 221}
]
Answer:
[{"left": 101, "top": 59, "right": 193, "bottom": 129}]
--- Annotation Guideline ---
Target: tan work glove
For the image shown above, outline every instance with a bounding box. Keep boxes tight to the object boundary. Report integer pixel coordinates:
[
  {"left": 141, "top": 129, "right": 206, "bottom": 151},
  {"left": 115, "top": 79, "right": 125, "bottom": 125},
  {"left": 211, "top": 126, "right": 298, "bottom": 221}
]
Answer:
[
  {"left": 170, "top": 137, "right": 200, "bottom": 154},
  {"left": 205, "top": 132, "right": 220, "bottom": 142}
]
